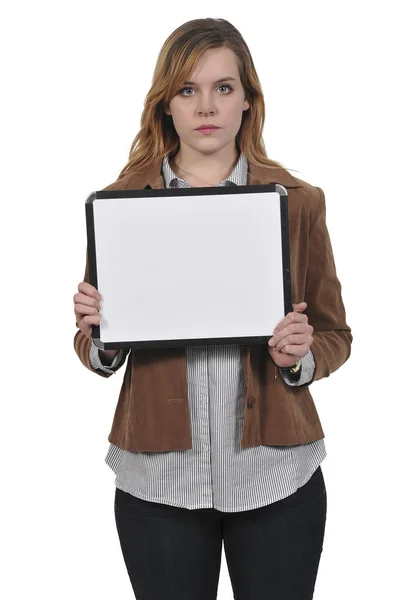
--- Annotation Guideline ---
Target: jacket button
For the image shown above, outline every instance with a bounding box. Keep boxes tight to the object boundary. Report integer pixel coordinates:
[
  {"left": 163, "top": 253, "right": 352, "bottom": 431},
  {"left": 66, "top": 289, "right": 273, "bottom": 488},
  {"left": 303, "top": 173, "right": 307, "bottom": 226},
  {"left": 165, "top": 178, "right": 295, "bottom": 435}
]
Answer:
[{"left": 247, "top": 397, "right": 256, "bottom": 408}]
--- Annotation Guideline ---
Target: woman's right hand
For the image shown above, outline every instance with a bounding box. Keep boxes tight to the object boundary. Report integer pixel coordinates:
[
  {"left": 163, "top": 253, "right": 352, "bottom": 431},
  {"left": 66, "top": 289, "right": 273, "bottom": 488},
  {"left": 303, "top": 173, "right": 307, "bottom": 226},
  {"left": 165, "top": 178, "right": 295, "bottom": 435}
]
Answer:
[{"left": 73, "top": 282, "right": 102, "bottom": 340}]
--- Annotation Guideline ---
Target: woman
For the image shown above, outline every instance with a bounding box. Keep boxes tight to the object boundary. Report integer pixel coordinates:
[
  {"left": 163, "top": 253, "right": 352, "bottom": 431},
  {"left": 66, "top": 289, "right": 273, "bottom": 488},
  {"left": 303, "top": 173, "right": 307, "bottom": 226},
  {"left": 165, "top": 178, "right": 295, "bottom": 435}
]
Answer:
[{"left": 73, "top": 18, "right": 352, "bottom": 600}]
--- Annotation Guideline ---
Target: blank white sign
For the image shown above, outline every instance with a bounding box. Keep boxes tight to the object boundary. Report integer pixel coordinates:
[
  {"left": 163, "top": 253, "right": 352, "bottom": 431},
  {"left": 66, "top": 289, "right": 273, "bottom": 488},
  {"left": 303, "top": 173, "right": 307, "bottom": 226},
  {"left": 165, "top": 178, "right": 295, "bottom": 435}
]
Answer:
[{"left": 87, "top": 186, "right": 291, "bottom": 347}]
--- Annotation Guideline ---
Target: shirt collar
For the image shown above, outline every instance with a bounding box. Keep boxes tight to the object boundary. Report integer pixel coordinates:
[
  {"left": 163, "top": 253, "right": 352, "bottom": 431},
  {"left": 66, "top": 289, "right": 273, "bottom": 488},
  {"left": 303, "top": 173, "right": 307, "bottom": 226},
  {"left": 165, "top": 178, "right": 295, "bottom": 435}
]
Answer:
[{"left": 162, "top": 152, "right": 248, "bottom": 188}]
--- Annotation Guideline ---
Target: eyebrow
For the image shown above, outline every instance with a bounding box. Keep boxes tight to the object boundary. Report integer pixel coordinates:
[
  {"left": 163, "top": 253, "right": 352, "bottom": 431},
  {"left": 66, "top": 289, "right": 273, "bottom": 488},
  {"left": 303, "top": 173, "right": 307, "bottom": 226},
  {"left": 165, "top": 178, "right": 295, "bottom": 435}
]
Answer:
[{"left": 182, "top": 77, "right": 236, "bottom": 85}]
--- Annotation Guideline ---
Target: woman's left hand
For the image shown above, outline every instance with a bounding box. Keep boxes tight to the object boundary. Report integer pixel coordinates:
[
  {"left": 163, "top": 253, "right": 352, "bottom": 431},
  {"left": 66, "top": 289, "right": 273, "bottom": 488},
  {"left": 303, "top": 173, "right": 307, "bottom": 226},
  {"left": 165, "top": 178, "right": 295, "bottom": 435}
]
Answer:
[{"left": 268, "top": 302, "right": 314, "bottom": 368}]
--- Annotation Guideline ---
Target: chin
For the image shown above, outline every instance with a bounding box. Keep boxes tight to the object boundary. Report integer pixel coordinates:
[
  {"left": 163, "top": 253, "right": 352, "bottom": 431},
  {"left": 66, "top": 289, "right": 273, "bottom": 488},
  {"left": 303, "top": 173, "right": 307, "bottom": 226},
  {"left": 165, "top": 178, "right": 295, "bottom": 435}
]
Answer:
[{"left": 191, "top": 138, "right": 231, "bottom": 151}]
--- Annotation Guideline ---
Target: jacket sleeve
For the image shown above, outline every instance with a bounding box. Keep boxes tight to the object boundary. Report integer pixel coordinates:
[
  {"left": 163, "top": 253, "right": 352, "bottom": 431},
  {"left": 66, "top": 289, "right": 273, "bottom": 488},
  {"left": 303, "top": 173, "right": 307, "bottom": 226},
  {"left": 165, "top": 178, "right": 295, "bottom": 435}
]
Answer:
[{"left": 301, "top": 186, "right": 353, "bottom": 386}]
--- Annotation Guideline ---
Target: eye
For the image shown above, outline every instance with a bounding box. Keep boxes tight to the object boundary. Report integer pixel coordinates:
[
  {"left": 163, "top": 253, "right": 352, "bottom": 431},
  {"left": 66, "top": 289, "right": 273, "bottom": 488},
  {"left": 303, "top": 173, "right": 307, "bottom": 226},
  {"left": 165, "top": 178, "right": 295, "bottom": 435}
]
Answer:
[
  {"left": 179, "top": 84, "right": 233, "bottom": 96},
  {"left": 218, "top": 84, "right": 232, "bottom": 94},
  {"left": 179, "top": 87, "right": 194, "bottom": 96}
]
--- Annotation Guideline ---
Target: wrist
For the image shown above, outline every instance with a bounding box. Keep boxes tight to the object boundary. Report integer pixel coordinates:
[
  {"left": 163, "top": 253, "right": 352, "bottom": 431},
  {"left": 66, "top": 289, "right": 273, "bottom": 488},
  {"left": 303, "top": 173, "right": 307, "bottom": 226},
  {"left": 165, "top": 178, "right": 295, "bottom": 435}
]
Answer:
[
  {"left": 99, "top": 348, "right": 119, "bottom": 365},
  {"left": 270, "top": 355, "right": 302, "bottom": 373},
  {"left": 280, "top": 358, "right": 302, "bottom": 373}
]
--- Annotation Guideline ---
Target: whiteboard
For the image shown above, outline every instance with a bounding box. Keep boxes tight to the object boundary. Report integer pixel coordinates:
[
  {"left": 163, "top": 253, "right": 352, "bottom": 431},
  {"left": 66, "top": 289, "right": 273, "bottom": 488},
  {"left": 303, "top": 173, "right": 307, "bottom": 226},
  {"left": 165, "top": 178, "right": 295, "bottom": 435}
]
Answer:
[{"left": 85, "top": 184, "right": 292, "bottom": 350}]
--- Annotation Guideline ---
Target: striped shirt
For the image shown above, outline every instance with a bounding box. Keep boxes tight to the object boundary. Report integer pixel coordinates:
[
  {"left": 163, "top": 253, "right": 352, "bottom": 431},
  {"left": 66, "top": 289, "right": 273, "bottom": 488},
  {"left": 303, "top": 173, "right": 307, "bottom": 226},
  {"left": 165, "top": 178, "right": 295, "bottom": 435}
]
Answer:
[{"left": 90, "top": 152, "right": 327, "bottom": 512}]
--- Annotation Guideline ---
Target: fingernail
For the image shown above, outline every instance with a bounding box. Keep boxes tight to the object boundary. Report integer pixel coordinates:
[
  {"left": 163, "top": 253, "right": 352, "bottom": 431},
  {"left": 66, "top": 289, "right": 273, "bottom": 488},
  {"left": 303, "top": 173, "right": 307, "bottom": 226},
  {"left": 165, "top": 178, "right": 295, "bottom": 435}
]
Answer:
[{"left": 269, "top": 338, "right": 275, "bottom": 346}]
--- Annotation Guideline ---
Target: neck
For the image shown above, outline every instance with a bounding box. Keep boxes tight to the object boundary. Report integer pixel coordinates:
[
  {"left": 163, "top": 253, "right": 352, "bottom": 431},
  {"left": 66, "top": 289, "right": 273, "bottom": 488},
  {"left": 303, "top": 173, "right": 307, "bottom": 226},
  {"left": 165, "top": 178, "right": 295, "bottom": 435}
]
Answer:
[{"left": 170, "top": 144, "right": 240, "bottom": 186}]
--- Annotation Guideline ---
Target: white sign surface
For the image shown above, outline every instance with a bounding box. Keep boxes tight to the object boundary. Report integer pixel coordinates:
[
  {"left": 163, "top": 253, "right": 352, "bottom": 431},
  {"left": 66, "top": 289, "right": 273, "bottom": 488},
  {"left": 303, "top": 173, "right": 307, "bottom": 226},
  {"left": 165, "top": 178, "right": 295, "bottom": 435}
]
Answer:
[{"left": 87, "top": 187, "right": 290, "bottom": 347}]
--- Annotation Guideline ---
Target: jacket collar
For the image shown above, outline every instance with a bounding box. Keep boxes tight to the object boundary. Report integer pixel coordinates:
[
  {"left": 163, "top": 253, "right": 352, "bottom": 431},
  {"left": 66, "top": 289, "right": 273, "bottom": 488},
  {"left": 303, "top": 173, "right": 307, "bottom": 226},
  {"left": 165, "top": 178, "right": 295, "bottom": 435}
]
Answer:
[{"left": 127, "top": 157, "right": 302, "bottom": 190}]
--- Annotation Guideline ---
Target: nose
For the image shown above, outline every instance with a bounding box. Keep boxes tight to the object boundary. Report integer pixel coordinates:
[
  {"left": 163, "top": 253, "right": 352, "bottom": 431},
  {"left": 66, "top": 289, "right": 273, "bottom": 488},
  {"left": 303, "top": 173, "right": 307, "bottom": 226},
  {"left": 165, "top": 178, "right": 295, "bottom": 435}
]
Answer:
[
  {"left": 197, "top": 92, "right": 216, "bottom": 116},
  {"left": 198, "top": 107, "right": 215, "bottom": 117}
]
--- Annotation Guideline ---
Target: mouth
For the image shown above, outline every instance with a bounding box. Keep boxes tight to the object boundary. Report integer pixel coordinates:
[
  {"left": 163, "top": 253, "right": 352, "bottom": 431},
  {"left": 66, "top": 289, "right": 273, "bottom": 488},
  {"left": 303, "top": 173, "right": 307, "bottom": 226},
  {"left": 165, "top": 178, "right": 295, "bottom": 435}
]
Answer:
[{"left": 195, "top": 127, "right": 220, "bottom": 134}]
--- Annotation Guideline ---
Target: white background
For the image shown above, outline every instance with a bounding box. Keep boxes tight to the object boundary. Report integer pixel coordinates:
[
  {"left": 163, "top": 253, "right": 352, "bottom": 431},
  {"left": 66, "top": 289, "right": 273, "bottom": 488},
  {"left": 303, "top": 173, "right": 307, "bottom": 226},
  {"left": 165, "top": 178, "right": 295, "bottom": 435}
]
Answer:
[{"left": 1, "top": 1, "right": 396, "bottom": 598}]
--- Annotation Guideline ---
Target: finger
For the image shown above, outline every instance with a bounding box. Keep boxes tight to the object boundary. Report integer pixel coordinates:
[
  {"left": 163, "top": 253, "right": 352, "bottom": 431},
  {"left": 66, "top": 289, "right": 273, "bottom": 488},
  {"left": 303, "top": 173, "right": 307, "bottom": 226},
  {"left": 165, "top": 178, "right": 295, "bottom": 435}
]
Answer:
[
  {"left": 280, "top": 343, "right": 311, "bottom": 355},
  {"left": 81, "top": 314, "right": 101, "bottom": 326},
  {"left": 274, "top": 333, "right": 313, "bottom": 352},
  {"left": 273, "top": 312, "right": 308, "bottom": 334},
  {"left": 74, "top": 303, "right": 100, "bottom": 319},
  {"left": 273, "top": 310, "right": 305, "bottom": 331},
  {"left": 76, "top": 314, "right": 100, "bottom": 339},
  {"left": 292, "top": 302, "right": 307, "bottom": 310},
  {"left": 294, "top": 307, "right": 306, "bottom": 313},
  {"left": 77, "top": 281, "right": 102, "bottom": 301},
  {"left": 269, "top": 322, "right": 309, "bottom": 346},
  {"left": 73, "top": 292, "right": 101, "bottom": 311}
]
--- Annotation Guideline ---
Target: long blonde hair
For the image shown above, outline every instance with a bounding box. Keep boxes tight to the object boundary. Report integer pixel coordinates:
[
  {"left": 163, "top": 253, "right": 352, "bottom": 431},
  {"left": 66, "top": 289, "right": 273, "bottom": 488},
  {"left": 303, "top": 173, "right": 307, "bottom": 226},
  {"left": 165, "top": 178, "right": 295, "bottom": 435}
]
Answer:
[{"left": 117, "top": 18, "right": 292, "bottom": 181}]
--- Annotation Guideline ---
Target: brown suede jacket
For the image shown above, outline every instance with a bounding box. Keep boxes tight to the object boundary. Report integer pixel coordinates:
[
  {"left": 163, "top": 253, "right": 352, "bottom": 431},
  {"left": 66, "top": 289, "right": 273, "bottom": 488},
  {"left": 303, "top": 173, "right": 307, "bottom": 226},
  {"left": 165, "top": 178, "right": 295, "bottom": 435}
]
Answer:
[{"left": 74, "top": 158, "right": 352, "bottom": 452}]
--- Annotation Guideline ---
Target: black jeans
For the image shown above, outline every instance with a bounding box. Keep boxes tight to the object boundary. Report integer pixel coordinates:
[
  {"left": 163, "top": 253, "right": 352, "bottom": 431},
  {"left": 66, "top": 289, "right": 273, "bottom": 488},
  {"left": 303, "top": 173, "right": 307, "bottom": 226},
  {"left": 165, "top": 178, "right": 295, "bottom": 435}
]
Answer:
[{"left": 114, "top": 465, "right": 327, "bottom": 600}]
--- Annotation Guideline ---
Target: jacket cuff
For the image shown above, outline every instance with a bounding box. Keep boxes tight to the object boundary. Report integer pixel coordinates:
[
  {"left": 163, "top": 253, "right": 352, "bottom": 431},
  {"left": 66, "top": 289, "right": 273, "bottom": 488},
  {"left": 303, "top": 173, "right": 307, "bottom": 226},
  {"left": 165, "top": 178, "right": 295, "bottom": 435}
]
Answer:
[
  {"left": 279, "top": 349, "right": 315, "bottom": 387},
  {"left": 89, "top": 342, "right": 126, "bottom": 374}
]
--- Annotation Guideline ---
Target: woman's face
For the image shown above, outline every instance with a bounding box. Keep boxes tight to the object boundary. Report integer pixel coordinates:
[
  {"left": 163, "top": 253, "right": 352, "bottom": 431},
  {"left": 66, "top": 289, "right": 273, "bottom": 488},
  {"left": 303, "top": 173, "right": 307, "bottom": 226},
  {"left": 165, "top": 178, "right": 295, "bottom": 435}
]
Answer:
[{"left": 165, "top": 46, "right": 250, "bottom": 156}]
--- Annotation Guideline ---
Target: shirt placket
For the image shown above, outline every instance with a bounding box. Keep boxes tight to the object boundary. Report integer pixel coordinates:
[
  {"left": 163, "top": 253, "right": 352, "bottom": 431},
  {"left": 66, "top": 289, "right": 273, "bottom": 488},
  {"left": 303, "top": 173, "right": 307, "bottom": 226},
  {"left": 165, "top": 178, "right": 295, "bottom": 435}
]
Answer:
[{"left": 189, "top": 345, "right": 213, "bottom": 503}]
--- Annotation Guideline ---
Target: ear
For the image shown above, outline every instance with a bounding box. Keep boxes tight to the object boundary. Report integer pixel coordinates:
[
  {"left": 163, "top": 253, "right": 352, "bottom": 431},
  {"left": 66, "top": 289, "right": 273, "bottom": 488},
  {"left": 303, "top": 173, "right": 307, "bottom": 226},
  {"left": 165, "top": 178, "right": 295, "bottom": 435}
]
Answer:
[{"left": 243, "top": 99, "right": 250, "bottom": 111}]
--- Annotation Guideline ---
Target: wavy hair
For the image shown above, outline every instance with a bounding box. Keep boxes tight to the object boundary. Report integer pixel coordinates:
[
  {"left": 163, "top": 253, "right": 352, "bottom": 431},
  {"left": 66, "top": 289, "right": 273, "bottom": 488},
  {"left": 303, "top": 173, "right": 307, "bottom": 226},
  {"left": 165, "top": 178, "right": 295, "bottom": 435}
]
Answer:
[{"left": 116, "top": 18, "right": 292, "bottom": 180}]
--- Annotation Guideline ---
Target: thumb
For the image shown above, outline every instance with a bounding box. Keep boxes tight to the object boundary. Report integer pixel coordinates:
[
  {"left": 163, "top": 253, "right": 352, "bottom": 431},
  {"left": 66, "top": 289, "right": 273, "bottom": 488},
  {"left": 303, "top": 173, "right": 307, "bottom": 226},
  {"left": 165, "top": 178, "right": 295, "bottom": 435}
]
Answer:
[{"left": 292, "top": 301, "right": 307, "bottom": 313}]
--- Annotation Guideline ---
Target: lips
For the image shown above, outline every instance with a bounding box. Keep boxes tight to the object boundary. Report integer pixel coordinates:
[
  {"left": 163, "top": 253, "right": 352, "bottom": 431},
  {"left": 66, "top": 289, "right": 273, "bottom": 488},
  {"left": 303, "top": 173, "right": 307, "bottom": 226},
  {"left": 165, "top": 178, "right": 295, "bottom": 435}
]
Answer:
[
  {"left": 195, "top": 125, "right": 220, "bottom": 130},
  {"left": 195, "top": 127, "right": 220, "bottom": 134}
]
